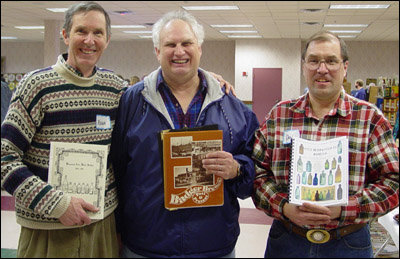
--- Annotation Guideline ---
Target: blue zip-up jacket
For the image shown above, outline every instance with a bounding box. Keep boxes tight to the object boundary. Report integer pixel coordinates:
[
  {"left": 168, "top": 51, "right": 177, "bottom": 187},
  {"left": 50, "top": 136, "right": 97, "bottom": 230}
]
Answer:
[{"left": 111, "top": 68, "right": 259, "bottom": 258}]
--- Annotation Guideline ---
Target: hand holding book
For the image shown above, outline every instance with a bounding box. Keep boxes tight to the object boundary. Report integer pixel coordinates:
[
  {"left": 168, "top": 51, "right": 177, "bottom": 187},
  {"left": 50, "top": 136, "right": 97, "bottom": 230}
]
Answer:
[
  {"left": 283, "top": 202, "right": 342, "bottom": 226},
  {"left": 202, "top": 151, "right": 239, "bottom": 180}
]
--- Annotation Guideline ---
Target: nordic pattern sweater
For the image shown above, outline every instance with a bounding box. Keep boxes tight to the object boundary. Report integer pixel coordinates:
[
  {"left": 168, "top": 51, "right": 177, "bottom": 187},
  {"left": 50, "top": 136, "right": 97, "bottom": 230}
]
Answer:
[{"left": 1, "top": 54, "right": 126, "bottom": 229}]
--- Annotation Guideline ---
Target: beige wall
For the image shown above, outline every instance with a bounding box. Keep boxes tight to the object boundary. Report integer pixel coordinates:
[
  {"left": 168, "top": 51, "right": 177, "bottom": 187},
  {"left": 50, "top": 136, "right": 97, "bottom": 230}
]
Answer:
[
  {"left": 1, "top": 40, "right": 398, "bottom": 102},
  {"left": 1, "top": 39, "right": 235, "bottom": 87},
  {"left": 235, "top": 39, "right": 302, "bottom": 101}
]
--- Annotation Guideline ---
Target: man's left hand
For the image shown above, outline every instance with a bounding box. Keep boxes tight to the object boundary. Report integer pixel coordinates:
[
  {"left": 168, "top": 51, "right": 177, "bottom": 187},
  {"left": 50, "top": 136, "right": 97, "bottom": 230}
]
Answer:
[{"left": 202, "top": 151, "right": 239, "bottom": 179}]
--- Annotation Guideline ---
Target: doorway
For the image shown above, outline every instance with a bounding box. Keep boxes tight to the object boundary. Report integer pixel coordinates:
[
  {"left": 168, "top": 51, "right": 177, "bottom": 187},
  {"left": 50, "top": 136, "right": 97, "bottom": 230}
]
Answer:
[{"left": 252, "top": 68, "right": 282, "bottom": 123}]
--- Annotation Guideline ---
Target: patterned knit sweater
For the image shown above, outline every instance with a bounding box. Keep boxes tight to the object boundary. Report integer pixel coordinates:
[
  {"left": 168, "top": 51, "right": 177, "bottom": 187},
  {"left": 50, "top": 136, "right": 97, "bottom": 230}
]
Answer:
[{"left": 1, "top": 54, "right": 126, "bottom": 229}]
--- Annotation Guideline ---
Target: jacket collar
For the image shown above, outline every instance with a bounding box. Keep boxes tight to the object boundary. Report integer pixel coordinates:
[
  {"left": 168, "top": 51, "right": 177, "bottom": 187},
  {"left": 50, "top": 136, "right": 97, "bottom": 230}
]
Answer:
[{"left": 142, "top": 67, "right": 224, "bottom": 128}]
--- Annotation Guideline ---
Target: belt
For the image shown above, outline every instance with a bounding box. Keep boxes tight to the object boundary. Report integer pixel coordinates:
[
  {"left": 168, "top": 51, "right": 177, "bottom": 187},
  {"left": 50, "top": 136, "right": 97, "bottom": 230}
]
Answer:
[{"left": 281, "top": 220, "right": 367, "bottom": 244}]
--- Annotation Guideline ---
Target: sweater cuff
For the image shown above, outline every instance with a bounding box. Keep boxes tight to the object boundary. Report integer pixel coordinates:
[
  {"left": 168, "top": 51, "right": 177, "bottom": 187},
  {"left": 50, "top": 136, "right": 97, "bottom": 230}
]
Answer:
[{"left": 49, "top": 194, "right": 71, "bottom": 218}]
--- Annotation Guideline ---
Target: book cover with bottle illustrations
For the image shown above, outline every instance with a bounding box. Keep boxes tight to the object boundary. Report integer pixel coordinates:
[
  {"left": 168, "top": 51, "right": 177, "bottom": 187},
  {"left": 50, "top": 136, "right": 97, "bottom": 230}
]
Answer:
[
  {"left": 160, "top": 126, "right": 224, "bottom": 210},
  {"left": 288, "top": 136, "right": 349, "bottom": 206},
  {"left": 48, "top": 142, "right": 107, "bottom": 219}
]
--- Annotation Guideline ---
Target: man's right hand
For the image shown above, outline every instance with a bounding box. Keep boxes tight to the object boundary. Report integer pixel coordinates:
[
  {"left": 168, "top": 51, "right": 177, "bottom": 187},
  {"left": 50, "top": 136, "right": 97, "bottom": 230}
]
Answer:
[{"left": 59, "top": 196, "right": 99, "bottom": 226}]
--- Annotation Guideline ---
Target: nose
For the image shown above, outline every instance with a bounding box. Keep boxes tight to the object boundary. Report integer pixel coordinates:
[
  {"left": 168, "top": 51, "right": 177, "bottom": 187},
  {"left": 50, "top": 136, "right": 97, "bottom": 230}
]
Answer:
[
  {"left": 174, "top": 44, "right": 185, "bottom": 55},
  {"left": 84, "top": 33, "right": 95, "bottom": 45},
  {"left": 317, "top": 61, "right": 329, "bottom": 73}
]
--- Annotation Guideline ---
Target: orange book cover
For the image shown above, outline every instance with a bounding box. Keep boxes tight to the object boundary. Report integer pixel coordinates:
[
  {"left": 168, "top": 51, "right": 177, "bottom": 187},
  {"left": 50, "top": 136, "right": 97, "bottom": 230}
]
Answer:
[{"left": 160, "top": 127, "right": 224, "bottom": 210}]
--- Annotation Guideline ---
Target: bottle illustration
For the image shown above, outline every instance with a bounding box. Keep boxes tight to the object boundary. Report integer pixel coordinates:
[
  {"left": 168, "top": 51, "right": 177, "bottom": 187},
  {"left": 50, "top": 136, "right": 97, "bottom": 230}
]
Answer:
[
  {"left": 337, "top": 184, "right": 343, "bottom": 200},
  {"left": 297, "top": 157, "right": 303, "bottom": 172},
  {"left": 328, "top": 170, "right": 333, "bottom": 185},
  {"left": 306, "top": 189, "right": 311, "bottom": 200},
  {"left": 307, "top": 173, "right": 312, "bottom": 185},
  {"left": 311, "top": 191, "right": 316, "bottom": 201},
  {"left": 302, "top": 171, "right": 307, "bottom": 184},
  {"left": 335, "top": 165, "right": 342, "bottom": 183},
  {"left": 320, "top": 190, "right": 326, "bottom": 200},
  {"left": 325, "top": 159, "right": 329, "bottom": 169},
  {"left": 338, "top": 140, "right": 342, "bottom": 154},
  {"left": 331, "top": 157, "right": 337, "bottom": 169},
  {"left": 313, "top": 173, "right": 318, "bottom": 186},
  {"left": 68, "top": 182, "right": 73, "bottom": 193},
  {"left": 326, "top": 189, "right": 331, "bottom": 200},
  {"left": 315, "top": 190, "right": 320, "bottom": 201},
  {"left": 90, "top": 183, "right": 94, "bottom": 194},
  {"left": 338, "top": 155, "right": 342, "bottom": 163},
  {"left": 320, "top": 171, "right": 326, "bottom": 185},
  {"left": 297, "top": 173, "right": 300, "bottom": 184},
  {"left": 306, "top": 161, "right": 312, "bottom": 172},
  {"left": 295, "top": 186, "right": 300, "bottom": 199},
  {"left": 62, "top": 175, "right": 69, "bottom": 191},
  {"left": 299, "top": 144, "right": 304, "bottom": 154}
]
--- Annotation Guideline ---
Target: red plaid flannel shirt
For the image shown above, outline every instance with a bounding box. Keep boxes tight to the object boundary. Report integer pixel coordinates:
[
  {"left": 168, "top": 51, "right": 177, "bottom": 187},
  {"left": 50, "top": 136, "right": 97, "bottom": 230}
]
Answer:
[{"left": 252, "top": 90, "right": 399, "bottom": 230}]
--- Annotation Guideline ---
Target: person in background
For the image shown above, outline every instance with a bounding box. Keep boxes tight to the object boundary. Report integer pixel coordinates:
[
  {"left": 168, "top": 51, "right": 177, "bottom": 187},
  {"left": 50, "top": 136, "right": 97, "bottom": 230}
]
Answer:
[
  {"left": 252, "top": 31, "right": 399, "bottom": 258},
  {"left": 1, "top": 75, "right": 13, "bottom": 124},
  {"left": 111, "top": 10, "right": 259, "bottom": 258},
  {"left": 353, "top": 79, "right": 367, "bottom": 101}
]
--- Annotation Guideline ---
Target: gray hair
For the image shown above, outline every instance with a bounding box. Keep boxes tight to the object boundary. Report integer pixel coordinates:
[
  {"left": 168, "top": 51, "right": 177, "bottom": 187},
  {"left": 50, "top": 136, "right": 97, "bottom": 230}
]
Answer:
[
  {"left": 302, "top": 30, "right": 349, "bottom": 62},
  {"left": 63, "top": 1, "right": 111, "bottom": 39},
  {"left": 152, "top": 10, "right": 204, "bottom": 49}
]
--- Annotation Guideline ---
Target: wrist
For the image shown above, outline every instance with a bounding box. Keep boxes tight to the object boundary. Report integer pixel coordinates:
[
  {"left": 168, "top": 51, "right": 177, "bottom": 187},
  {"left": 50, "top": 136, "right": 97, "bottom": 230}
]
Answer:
[{"left": 236, "top": 161, "right": 242, "bottom": 177}]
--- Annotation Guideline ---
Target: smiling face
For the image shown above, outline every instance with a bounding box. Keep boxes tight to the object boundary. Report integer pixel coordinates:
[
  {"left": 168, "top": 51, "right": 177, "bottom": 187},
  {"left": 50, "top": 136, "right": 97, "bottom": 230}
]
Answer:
[
  {"left": 302, "top": 38, "right": 348, "bottom": 102},
  {"left": 155, "top": 19, "right": 202, "bottom": 85},
  {"left": 62, "top": 10, "right": 110, "bottom": 77}
]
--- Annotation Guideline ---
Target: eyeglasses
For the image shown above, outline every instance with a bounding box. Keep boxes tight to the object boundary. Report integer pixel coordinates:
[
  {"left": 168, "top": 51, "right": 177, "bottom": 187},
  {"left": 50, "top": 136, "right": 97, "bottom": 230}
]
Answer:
[{"left": 303, "top": 58, "right": 344, "bottom": 71}]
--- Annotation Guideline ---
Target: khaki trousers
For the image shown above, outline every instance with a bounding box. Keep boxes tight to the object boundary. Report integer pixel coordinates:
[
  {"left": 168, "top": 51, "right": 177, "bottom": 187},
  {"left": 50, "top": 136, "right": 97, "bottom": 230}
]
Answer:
[{"left": 17, "top": 212, "right": 118, "bottom": 258}]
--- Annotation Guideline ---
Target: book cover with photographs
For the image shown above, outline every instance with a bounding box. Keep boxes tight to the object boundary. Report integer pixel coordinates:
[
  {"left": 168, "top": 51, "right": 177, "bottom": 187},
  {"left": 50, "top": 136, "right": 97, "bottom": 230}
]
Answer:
[
  {"left": 160, "top": 126, "right": 224, "bottom": 210},
  {"left": 289, "top": 136, "right": 349, "bottom": 206}
]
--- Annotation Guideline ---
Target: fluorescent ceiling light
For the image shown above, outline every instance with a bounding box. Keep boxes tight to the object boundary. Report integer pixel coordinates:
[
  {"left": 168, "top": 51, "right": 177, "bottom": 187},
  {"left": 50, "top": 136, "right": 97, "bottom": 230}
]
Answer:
[
  {"left": 46, "top": 8, "right": 68, "bottom": 12},
  {"left": 211, "top": 25, "right": 253, "bottom": 28},
  {"left": 182, "top": 6, "right": 239, "bottom": 11},
  {"left": 220, "top": 30, "right": 258, "bottom": 34},
  {"left": 139, "top": 35, "right": 153, "bottom": 39},
  {"left": 123, "top": 31, "right": 152, "bottom": 34},
  {"left": 324, "top": 24, "right": 368, "bottom": 28},
  {"left": 329, "top": 30, "right": 362, "bottom": 33},
  {"left": 228, "top": 35, "right": 262, "bottom": 38},
  {"left": 338, "top": 35, "right": 357, "bottom": 38},
  {"left": 329, "top": 4, "right": 390, "bottom": 9},
  {"left": 112, "top": 25, "right": 146, "bottom": 29},
  {"left": 15, "top": 26, "right": 44, "bottom": 29},
  {"left": 2, "top": 36, "right": 18, "bottom": 39}
]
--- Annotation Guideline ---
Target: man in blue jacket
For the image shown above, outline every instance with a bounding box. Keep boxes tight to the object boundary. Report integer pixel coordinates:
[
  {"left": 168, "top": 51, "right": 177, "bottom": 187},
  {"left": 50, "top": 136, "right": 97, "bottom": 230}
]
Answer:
[{"left": 112, "top": 10, "right": 259, "bottom": 258}]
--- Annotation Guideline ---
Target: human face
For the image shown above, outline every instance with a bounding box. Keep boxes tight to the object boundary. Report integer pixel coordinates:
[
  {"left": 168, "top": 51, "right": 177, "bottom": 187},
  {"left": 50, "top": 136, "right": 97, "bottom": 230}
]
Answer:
[
  {"left": 155, "top": 19, "right": 202, "bottom": 85},
  {"left": 302, "top": 39, "right": 348, "bottom": 102},
  {"left": 62, "top": 10, "right": 109, "bottom": 77}
]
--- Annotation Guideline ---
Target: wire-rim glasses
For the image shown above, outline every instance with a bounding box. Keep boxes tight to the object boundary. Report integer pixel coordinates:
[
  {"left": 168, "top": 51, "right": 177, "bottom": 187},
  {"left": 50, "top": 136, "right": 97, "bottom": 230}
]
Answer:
[{"left": 303, "top": 57, "right": 344, "bottom": 71}]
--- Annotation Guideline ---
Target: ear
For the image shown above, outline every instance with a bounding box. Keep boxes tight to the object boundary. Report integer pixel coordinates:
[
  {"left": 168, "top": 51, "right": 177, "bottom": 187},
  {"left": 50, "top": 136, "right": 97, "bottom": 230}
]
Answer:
[
  {"left": 104, "top": 35, "right": 110, "bottom": 50},
  {"left": 343, "top": 60, "right": 349, "bottom": 78},
  {"left": 198, "top": 45, "right": 202, "bottom": 57},
  {"left": 62, "top": 29, "right": 69, "bottom": 45},
  {"left": 155, "top": 47, "right": 161, "bottom": 63}
]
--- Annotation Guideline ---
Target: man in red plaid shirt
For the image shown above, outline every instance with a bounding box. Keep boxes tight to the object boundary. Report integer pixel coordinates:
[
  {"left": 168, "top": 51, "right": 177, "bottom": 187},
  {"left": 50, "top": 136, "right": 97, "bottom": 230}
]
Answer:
[{"left": 252, "top": 31, "right": 399, "bottom": 258}]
